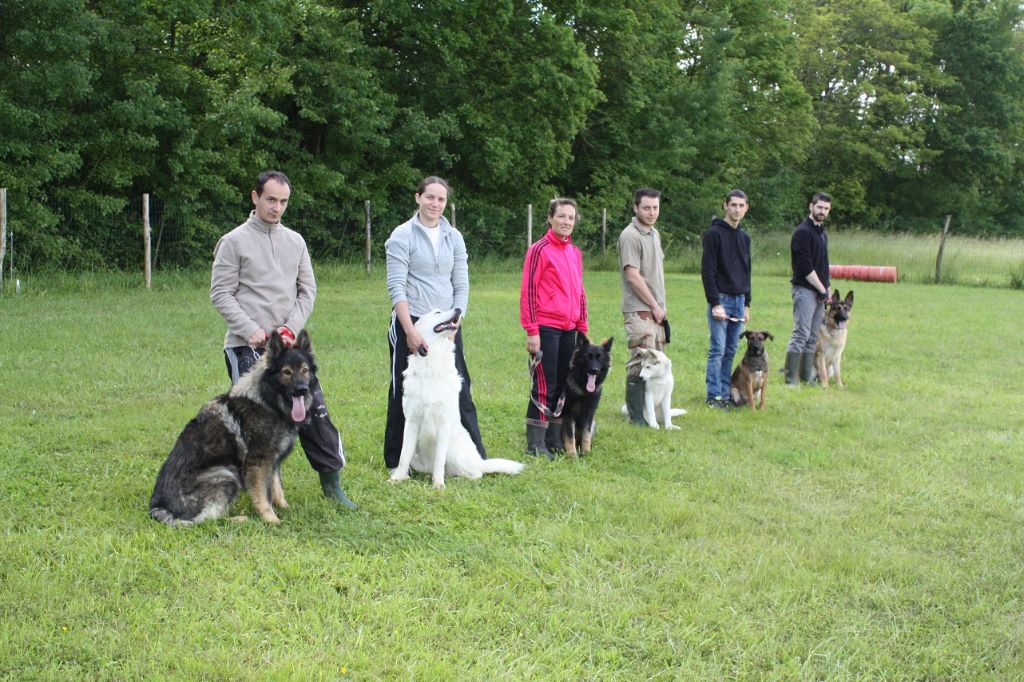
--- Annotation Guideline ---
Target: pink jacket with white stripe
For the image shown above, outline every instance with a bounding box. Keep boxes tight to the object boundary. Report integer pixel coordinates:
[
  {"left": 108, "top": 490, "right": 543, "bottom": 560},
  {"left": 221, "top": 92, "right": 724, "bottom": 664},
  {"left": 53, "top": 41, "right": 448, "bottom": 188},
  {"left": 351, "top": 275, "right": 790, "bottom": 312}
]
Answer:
[{"left": 520, "top": 228, "right": 588, "bottom": 335}]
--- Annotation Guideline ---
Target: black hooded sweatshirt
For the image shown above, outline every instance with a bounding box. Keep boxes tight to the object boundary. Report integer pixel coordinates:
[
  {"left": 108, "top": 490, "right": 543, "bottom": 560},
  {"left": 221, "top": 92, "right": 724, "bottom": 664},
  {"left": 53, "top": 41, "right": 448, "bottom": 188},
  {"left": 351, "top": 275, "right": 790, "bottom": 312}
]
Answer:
[{"left": 701, "top": 217, "right": 751, "bottom": 307}]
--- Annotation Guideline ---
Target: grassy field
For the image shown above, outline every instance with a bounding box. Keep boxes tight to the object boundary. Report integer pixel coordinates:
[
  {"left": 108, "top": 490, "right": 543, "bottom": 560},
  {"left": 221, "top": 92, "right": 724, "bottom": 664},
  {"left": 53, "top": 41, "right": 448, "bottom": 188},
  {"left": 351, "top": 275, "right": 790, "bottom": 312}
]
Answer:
[{"left": 1, "top": 261, "right": 1022, "bottom": 680}]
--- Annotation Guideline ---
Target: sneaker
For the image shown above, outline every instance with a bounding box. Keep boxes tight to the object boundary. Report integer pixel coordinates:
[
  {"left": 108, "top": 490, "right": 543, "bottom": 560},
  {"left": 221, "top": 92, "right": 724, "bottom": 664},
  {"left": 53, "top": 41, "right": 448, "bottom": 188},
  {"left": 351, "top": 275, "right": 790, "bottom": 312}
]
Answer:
[{"left": 705, "top": 397, "right": 733, "bottom": 410}]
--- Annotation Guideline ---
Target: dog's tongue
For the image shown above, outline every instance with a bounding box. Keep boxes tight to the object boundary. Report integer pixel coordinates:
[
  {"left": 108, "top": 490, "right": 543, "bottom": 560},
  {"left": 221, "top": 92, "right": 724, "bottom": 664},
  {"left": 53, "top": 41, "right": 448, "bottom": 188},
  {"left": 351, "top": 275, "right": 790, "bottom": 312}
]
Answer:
[
  {"left": 291, "top": 396, "right": 306, "bottom": 423},
  {"left": 838, "top": 321, "right": 847, "bottom": 329},
  {"left": 586, "top": 374, "right": 597, "bottom": 393}
]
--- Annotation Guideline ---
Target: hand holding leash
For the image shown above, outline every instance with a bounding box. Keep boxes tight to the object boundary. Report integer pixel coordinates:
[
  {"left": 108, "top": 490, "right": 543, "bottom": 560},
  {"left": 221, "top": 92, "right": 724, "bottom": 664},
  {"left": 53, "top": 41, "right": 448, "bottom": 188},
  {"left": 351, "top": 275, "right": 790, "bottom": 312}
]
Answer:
[{"left": 248, "top": 328, "right": 268, "bottom": 347}]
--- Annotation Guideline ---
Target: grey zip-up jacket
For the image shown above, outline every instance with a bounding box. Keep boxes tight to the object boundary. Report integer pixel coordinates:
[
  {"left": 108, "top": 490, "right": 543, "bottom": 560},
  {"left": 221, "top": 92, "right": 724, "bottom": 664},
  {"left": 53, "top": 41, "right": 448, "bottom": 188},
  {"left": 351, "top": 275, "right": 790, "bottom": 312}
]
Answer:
[
  {"left": 385, "top": 213, "right": 469, "bottom": 317},
  {"left": 210, "top": 211, "right": 316, "bottom": 349}
]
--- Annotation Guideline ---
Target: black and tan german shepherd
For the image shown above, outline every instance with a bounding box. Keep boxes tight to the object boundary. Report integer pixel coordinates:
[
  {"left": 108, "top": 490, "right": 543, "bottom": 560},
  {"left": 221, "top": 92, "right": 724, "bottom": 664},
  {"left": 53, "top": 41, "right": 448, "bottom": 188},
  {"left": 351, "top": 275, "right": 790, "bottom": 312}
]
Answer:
[
  {"left": 149, "top": 330, "right": 317, "bottom": 525},
  {"left": 815, "top": 289, "right": 854, "bottom": 388},
  {"left": 561, "top": 334, "right": 613, "bottom": 458}
]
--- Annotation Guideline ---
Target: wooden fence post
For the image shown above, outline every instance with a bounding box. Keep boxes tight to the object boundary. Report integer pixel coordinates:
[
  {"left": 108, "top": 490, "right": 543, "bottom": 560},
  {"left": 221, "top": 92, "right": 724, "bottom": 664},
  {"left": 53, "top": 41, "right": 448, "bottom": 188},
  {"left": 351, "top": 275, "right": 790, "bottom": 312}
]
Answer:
[
  {"left": 143, "top": 193, "right": 152, "bottom": 289},
  {"left": 935, "top": 214, "right": 952, "bottom": 284},
  {"left": 527, "top": 204, "right": 533, "bottom": 247},
  {"left": 0, "top": 188, "right": 7, "bottom": 293},
  {"left": 601, "top": 208, "right": 607, "bottom": 254},
  {"left": 365, "top": 200, "right": 372, "bottom": 274}
]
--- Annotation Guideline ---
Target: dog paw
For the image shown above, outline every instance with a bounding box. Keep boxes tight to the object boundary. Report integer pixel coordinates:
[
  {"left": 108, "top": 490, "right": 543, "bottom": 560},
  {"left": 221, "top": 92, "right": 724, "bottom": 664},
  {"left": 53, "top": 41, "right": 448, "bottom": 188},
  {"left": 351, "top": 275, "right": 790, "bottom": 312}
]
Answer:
[
  {"left": 649, "top": 423, "right": 660, "bottom": 430},
  {"left": 389, "top": 472, "right": 409, "bottom": 483},
  {"left": 432, "top": 480, "right": 446, "bottom": 490},
  {"left": 666, "top": 424, "right": 681, "bottom": 431}
]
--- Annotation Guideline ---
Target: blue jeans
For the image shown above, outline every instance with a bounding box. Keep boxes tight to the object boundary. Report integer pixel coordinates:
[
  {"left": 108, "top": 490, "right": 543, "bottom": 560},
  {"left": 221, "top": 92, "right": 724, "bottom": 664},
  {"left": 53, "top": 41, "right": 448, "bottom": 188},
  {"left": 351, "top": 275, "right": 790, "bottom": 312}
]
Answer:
[{"left": 706, "top": 294, "right": 745, "bottom": 401}]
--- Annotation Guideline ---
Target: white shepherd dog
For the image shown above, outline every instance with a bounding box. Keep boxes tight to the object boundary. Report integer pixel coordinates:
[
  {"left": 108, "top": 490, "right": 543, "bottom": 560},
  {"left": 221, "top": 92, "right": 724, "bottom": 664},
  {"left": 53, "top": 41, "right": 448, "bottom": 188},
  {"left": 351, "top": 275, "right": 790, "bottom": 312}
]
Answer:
[{"left": 389, "top": 308, "right": 524, "bottom": 489}]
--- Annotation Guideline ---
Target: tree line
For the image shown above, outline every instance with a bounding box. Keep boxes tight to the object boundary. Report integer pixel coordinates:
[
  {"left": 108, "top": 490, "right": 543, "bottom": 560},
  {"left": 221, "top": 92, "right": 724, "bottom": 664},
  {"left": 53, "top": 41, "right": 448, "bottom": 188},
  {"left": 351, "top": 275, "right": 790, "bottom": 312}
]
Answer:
[{"left": 3, "top": 0, "right": 1023, "bottom": 270}]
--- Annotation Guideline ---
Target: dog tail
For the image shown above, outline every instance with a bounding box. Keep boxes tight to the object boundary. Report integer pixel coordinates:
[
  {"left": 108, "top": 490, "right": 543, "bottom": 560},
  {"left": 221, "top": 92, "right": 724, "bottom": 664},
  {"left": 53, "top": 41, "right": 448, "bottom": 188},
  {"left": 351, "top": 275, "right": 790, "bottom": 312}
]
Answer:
[
  {"left": 620, "top": 404, "right": 628, "bottom": 416},
  {"left": 478, "top": 458, "right": 525, "bottom": 475},
  {"left": 149, "top": 506, "right": 194, "bottom": 527}
]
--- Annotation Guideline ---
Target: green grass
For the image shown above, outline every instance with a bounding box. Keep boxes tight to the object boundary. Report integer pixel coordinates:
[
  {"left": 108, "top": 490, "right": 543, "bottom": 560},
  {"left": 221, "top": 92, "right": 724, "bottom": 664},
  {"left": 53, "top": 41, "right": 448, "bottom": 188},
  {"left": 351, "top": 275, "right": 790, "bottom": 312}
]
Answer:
[{"left": 1, "top": 263, "right": 1022, "bottom": 680}]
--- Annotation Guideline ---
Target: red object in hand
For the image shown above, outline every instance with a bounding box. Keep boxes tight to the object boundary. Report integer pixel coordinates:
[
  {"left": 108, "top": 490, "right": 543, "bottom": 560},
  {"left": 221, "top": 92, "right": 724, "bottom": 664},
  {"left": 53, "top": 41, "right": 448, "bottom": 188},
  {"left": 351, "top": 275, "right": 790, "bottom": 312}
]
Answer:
[{"left": 277, "top": 326, "right": 296, "bottom": 347}]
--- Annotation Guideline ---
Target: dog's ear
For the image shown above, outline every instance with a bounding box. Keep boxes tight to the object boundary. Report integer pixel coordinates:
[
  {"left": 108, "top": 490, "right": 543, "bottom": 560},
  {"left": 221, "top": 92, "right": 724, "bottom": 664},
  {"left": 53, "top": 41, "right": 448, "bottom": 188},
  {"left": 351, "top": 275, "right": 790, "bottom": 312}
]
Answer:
[
  {"left": 601, "top": 337, "right": 613, "bottom": 353},
  {"left": 576, "top": 332, "right": 590, "bottom": 347},
  {"left": 845, "top": 290, "right": 854, "bottom": 305},
  {"left": 268, "top": 329, "right": 284, "bottom": 358},
  {"left": 764, "top": 331, "right": 774, "bottom": 341},
  {"left": 295, "top": 328, "right": 312, "bottom": 353},
  {"left": 742, "top": 330, "right": 752, "bottom": 339},
  {"left": 830, "top": 290, "right": 840, "bottom": 304}
]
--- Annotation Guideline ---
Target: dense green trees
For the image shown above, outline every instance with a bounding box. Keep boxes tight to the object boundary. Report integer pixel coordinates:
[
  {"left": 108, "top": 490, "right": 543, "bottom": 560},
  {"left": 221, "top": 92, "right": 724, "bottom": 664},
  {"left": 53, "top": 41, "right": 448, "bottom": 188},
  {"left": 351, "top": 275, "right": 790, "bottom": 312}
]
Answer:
[{"left": 2, "top": 0, "right": 1023, "bottom": 269}]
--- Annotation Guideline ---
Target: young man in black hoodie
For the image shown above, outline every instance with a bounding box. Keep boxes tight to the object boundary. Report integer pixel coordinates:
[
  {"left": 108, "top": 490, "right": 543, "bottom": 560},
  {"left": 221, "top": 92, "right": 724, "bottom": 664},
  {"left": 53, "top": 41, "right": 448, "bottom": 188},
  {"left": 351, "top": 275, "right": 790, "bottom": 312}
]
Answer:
[
  {"left": 784, "top": 192, "right": 833, "bottom": 385},
  {"left": 700, "top": 190, "right": 752, "bottom": 409}
]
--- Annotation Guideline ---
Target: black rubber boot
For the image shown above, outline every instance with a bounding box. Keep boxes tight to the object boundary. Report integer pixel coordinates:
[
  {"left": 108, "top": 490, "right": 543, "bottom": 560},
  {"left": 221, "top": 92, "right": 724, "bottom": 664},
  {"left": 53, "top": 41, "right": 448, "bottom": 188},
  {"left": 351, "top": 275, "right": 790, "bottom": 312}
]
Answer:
[
  {"left": 544, "top": 418, "right": 564, "bottom": 454},
  {"left": 319, "top": 470, "right": 357, "bottom": 510},
  {"left": 784, "top": 351, "right": 801, "bottom": 386},
  {"left": 625, "top": 375, "right": 648, "bottom": 425},
  {"left": 526, "top": 420, "right": 554, "bottom": 460},
  {"left": 799, "top": 352, "right": 816, "bottom": 384}
]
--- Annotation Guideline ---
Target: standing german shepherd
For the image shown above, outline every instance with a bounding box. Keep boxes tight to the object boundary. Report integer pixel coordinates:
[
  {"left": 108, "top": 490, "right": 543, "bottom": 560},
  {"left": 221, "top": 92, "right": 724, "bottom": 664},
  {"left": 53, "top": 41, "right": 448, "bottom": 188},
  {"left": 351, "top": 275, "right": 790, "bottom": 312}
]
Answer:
[
  {"left": 561, "top": 334, "right": 613, "bottom": 457},
  {"left": 815, "top": 289, "right": 854, "bottom": 388},
  {"left": 149, "top": 330, "right": 317, "bottom": 525}
]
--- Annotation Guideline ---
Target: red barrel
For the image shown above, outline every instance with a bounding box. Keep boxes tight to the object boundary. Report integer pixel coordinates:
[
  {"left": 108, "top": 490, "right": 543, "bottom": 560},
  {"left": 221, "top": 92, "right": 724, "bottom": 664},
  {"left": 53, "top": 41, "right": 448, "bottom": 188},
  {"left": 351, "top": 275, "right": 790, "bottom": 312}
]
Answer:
[{"left": 830, "top": 264, "right": 898, "bottom": 283}]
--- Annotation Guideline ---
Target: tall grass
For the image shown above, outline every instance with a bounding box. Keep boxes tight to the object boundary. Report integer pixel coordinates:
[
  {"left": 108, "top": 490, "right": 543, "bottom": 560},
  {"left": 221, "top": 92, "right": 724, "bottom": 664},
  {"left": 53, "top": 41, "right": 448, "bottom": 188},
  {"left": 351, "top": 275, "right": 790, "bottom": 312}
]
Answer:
[
  {"left": 584, "top": 229, "right": 1024, "bottom": 289},
  {"left": 0, "top": 260, "right": 1022, "bottom": 679}
]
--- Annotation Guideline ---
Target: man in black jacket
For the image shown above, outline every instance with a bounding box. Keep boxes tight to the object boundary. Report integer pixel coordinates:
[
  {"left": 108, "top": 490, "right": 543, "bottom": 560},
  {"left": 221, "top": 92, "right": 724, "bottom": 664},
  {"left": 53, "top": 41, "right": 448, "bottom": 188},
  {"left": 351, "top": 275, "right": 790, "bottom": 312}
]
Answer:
[
  {"left": 784, "top": 192, "right": 833, "bottom": 385},
  {"left": 701, "top": 190, "right": 752, "bottom": 409}
]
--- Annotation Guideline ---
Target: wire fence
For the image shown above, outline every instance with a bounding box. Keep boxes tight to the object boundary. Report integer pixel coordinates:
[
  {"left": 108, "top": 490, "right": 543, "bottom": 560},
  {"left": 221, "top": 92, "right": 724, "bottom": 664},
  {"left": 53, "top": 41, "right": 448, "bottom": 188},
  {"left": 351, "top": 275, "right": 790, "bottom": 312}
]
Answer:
[{"left": 0, "top": 189, "right": 660, "bottom": 284}]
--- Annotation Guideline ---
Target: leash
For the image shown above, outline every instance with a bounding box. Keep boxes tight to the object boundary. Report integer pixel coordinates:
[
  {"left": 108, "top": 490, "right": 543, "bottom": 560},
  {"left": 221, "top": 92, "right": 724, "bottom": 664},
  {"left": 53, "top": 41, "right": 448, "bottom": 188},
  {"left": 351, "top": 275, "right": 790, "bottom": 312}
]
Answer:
[{"left": 527, "top": 349, "right": 565, "bottom": 418}]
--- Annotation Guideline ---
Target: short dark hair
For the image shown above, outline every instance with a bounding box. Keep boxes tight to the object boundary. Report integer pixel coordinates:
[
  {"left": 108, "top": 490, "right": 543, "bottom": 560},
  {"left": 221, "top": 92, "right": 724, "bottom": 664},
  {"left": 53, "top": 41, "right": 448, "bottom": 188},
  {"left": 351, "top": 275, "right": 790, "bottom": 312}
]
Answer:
[
  {"left": 633, "top": 188, "right": 661, "bottom": 206},
  {"left": 725, "top": 189, "right": 748, "bottom": 203},
  {"left": 417, "top": 175, "right": 451, "bottom": 195},
  {"left": 255, "top": 170, "right": 291, "bottom": 196},
  {"left": 810, "top": 191, "right": 832, "bottom": 204},
  {"left": 547, "top": 197, "right": 578, "bottom": 218}
]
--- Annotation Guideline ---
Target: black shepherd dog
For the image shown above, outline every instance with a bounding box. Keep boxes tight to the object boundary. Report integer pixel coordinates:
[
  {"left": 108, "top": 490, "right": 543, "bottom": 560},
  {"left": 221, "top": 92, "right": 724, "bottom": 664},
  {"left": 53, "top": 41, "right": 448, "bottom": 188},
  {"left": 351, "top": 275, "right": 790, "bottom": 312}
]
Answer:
[
  {"left": 561, "top": 334, "right": 613, "bottom": 458},
  {"left": 149, "top": 330, "right": 317, "bottom": 526}
]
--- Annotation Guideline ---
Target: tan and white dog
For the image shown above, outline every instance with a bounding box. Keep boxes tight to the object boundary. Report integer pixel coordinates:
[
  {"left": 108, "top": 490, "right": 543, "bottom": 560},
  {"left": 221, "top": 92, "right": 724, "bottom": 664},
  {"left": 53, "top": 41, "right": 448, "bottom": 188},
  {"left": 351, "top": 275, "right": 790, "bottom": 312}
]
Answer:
[
  {"left": 815, "top": 290, "right": 854, "bottom": 389},
  {"left": 389, "top": 308, "right": 524, "bottom": 489},
  {"left": 621, "top": 348, "right": 686, "bottom": 430}
]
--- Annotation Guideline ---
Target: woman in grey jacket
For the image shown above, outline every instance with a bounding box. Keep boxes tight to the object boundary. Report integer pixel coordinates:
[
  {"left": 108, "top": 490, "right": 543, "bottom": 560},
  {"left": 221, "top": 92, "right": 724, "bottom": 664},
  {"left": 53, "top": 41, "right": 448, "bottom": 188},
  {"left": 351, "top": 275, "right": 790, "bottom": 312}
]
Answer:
[{"left": 383, "top": 176, "right": 487, "bottom": 469}]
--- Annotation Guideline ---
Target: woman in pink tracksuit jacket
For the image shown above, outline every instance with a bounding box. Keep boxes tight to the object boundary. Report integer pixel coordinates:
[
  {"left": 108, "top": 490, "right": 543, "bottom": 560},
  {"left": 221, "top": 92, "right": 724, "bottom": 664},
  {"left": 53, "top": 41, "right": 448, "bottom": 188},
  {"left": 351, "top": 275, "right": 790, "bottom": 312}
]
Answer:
[{"left": 520, "top": 198, "right": 588, "bottom": 459}]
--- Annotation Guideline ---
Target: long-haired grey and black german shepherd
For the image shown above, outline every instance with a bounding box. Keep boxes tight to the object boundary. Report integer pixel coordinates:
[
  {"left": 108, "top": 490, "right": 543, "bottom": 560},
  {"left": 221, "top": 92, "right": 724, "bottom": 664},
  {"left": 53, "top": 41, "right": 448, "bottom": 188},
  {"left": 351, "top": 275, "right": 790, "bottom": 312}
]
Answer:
[
  {"left": 149, "top": 330, "right": 317, "bottom": 526},
  {"left": 561, "top": 334, "right": 613, "bottom": 458}
]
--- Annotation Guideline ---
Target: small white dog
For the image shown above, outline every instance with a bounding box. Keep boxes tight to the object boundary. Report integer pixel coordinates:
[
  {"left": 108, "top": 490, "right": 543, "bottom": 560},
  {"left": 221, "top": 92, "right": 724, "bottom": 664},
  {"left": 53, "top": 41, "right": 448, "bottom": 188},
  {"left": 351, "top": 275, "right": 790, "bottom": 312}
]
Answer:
[
  {"left": 390, "top": 308, "right": 524, "bottom": 489},
  {"left": 621, "top": 348, "right": 686, "bottom": 430}
]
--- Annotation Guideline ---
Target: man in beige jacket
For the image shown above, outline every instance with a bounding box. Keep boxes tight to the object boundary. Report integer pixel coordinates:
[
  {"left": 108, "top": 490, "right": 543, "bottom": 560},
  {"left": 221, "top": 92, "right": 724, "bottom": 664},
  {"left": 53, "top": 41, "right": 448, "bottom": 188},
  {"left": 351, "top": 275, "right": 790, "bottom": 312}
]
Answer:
[{"left": 211, "top": 170, "right": 356, "bottom": 509}]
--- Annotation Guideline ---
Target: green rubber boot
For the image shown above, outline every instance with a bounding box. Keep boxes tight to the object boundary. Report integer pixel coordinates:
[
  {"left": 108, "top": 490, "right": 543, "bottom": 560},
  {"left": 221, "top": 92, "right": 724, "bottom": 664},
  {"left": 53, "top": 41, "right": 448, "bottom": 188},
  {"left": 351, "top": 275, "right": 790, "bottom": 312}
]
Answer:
[
  {"left": 799, "top": 352, "right": 817, "bottom": 384},
  {"left": 784, "top": 351, "right": 801, "bottom": 387},
  {"left": 625, "top": 375, "right": 648, "bottom": 425},
  {"left": 319, "top": 470, "right": 357, "bottom": 510}
]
